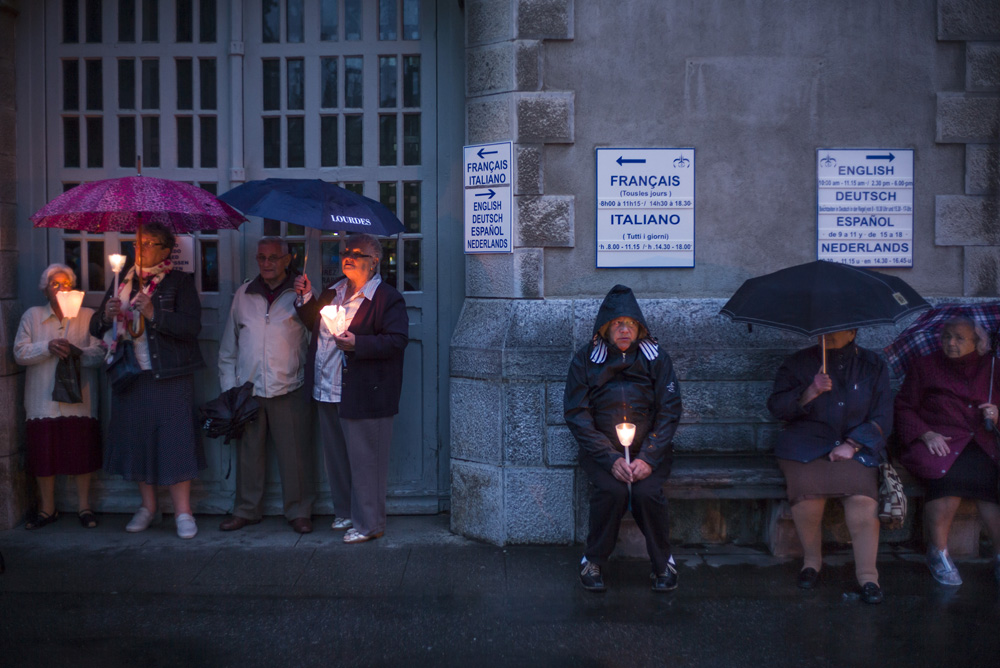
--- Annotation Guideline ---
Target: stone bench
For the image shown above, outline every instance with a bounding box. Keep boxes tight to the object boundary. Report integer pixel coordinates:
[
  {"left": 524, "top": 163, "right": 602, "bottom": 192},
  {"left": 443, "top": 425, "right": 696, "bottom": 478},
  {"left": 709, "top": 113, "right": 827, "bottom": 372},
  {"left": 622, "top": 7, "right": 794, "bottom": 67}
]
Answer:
[{"left": 614, "top": 453, "right": 986, "bottom": 559}]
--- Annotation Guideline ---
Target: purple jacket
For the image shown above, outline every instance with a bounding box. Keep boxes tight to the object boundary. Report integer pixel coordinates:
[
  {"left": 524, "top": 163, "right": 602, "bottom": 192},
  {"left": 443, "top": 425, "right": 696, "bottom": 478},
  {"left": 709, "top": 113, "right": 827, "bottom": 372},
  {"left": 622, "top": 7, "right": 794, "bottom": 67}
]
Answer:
[
  {"left": 894, "top": 350, "right": 1000, "bottom": 480},
  {"left": 297, "top": 281, "right": 408, "bottom": 420}
]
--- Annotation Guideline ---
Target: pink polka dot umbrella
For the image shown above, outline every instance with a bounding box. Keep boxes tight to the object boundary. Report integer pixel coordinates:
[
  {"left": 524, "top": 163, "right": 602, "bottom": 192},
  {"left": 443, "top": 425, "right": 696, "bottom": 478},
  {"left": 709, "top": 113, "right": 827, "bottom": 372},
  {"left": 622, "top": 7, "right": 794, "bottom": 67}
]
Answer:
[{"left": 30, "top": 176, "right": 247, "bottom": 233}]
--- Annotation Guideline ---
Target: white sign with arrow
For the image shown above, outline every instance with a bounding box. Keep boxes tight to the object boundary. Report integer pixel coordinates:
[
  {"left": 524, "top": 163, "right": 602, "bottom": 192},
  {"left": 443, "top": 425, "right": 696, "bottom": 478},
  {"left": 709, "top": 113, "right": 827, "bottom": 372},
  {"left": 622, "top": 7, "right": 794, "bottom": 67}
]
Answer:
[
  {"left": 816, "top": 148, "right": 914, "bottom": 267},
  {"left": 464, "top": 141, "right": 513, "bottom": 254},
  {"left": 596, "top": 148, "right": 695, "bottom": 268}
]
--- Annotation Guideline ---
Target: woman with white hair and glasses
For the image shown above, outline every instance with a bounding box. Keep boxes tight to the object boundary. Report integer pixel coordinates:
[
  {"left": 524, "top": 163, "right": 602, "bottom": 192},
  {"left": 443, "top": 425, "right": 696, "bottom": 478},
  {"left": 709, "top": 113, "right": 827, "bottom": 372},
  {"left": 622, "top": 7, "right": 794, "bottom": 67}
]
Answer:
[
  {"left": 14, "top": 263, "right": 104, "bottom": 529},
  {"left": 895, "top": 316, "right": 1000, "bottom": 586},
  {"left": 295, "top": 234, "right": 408, "bottom": 544}
]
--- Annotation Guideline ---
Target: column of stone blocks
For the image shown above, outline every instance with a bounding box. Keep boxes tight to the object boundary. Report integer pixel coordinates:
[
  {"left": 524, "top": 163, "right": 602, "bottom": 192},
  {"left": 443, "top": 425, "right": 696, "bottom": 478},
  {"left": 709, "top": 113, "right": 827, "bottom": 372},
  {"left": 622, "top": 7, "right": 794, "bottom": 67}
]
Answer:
[
  {"left": 0, "top": 0, "right": 25, "bottom": 530},
  {"left": 465, "top": 0, "right": 575, "bottom": 301},
  {"left": 453, "top": 1, "right": 578, "bottom": 545},
  {"left": 935, "top": 0, "right": 1000, "bottom": 296}
]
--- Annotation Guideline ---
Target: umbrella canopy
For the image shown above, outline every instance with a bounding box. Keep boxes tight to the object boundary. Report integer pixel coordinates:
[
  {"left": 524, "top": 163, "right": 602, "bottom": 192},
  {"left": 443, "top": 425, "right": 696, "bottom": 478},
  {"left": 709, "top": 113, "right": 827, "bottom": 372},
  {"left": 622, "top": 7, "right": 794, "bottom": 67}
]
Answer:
[
  {"left": 218, "top": 178, "right": 405, "bottom": 236},
  {"left": 198, "top": 381, "right": 260, "bottom": 444},
  {"left": 720, "top": 260, "right": 930, "bottom": 337},
  {"left": 883, "top": 303, "right": 1000, "bottom": 377},
  {"left": 30, "top": 176, "right": 246, "bottom": 233}
]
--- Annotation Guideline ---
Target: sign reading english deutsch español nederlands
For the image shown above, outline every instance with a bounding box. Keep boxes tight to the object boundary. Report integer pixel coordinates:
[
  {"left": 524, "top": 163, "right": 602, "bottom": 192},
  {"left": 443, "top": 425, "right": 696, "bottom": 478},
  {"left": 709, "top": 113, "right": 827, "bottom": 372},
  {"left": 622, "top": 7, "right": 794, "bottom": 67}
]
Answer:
[
  {"left": 817, "top": 149, "right": 914, "bottom": 267},
  {"left": 596, "top": 148, "right": 695, "bottom": 268},
  {"left": 463, "top": 141, "right": 512, "bottom": 254}
]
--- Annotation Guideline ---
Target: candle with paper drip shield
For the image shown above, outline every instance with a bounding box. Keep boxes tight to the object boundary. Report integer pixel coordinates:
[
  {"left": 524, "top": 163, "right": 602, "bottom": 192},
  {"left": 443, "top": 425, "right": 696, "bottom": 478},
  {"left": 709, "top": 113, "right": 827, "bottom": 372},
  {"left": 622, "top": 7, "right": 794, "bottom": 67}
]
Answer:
[
  {"left": 55, "top": 290, "right": 85, "bottom": 320},
  {"left": 616, "top": 421, "right": 636, "bottom": 497},
  {"left": 108, "top": 254, "right": 127, "bottom": 339},
  {"left": 320, "top": 304, "right": 347, "bottom": 336}
]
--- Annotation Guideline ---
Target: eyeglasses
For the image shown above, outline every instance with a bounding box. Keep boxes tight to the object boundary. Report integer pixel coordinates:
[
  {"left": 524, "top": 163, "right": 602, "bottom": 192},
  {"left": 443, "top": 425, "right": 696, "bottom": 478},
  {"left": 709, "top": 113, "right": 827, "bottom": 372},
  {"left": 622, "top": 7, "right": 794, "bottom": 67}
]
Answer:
[
  {"left": 48, "top": 281, "right": 73, "bottom": 290},
  {"left": 255, "top": 253, "right": 289, "bottom": 264},
  {"left": 341, "top": 250, "right": 373, "bottom": 260},
  {"left": 138, "top": 240, "right": 167, "bottom": 250}
]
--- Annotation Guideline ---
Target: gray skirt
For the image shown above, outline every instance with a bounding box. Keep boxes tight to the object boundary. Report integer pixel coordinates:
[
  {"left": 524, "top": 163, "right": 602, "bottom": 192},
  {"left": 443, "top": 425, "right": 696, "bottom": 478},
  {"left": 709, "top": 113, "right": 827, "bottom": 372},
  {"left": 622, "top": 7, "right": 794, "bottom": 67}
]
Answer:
[
  {"left": 104, "top": 372, "right": 205, "bottom": 486},
  {"left": 778, "top": 456, "right": 878, "bottom": 506}
]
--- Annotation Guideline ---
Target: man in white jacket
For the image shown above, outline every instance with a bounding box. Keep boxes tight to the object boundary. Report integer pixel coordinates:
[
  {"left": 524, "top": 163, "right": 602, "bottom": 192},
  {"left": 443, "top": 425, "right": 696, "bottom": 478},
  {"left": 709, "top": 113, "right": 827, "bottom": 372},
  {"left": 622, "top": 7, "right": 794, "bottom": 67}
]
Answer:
[{"left": 217, "top": 238, "right": 315, "bottom": 533}]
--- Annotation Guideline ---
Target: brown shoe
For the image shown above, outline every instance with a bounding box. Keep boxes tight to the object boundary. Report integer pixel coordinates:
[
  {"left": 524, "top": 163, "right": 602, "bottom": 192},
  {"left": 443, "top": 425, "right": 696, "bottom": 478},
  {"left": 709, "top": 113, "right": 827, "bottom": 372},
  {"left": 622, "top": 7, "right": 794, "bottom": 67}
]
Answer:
[
  {"left": 219, "top": 515, "right": 260, "bottom": 531},
  {"left": 290, "top": 517, "right": 313, "bottom": 534}
]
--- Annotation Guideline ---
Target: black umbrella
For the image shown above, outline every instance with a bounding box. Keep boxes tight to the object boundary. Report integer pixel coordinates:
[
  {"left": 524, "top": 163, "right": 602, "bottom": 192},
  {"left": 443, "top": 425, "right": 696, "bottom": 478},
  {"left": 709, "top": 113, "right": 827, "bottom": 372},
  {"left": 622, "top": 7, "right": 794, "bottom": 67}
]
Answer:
[
  {"left": 720, "top": 260, "right": 930, "bottom": 368},
  {"left": 198, "top": 382, "right": 260, "bottom": 444}
]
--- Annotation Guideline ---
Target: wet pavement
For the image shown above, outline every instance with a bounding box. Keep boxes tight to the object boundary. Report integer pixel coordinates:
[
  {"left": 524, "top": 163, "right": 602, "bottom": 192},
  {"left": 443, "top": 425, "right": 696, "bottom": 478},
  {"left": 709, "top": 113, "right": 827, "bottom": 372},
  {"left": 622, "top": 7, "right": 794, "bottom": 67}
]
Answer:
[{"left": 1, "top": 514, "right": 998, "bottom": 667}]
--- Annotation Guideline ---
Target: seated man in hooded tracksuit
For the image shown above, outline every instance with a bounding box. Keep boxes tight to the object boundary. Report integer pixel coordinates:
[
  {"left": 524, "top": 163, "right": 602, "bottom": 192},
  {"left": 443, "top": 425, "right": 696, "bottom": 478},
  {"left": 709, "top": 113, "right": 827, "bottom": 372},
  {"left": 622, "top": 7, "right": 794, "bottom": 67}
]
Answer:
[{"left": 564, "top": 284, "right": 682, "bottom": 592}]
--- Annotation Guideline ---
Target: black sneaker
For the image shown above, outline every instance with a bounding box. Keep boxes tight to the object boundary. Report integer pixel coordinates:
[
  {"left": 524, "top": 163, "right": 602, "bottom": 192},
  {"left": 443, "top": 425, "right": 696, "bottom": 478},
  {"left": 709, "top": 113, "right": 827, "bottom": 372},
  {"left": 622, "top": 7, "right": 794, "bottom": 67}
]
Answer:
[
  {"left": 579, "top": 558, "right": 606, "bottom": 592},
  {"left": 651, "top": 562, "right": 678, "bottom": 592},
  {"left": 860, "top": 582, "right": 883, "bottom": 604}
]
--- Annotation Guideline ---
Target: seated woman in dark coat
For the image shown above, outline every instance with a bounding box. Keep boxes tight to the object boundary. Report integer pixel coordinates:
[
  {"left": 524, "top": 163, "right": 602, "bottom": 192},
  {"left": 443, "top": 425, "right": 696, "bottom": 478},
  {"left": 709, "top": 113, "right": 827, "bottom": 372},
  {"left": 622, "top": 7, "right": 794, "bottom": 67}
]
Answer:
[
  {"left": 894, "top": 317, "right": 1000, "bottom": 586},
  {"left": 767, "top": 329, "right": 891, "bottom": 604}
]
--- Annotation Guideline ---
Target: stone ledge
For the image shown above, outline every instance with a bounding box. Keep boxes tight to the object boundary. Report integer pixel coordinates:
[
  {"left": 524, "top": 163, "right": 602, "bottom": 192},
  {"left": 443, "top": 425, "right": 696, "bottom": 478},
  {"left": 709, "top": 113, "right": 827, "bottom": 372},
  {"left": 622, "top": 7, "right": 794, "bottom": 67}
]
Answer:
[{"left": 936, "top": 93, "right": 1000, "bottom": 143}]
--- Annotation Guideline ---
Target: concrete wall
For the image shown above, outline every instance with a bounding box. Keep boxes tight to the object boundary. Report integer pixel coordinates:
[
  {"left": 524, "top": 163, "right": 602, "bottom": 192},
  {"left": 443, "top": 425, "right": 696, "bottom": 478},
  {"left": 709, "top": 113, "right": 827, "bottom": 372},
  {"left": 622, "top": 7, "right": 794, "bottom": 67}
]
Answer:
[
  {"left": 0, "top": 0, "right": 23, "bottom": 530},
  {"left": 452, "top": 0, "right": 1000, "bottom": 546}
]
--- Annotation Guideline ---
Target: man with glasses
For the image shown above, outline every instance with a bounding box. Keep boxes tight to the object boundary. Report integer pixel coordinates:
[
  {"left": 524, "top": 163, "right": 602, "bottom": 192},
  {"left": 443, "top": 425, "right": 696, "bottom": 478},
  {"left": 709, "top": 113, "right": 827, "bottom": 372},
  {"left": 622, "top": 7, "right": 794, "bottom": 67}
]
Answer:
[
  {"left": 564, "top": 285, "right": 683, "bottom": 592},
  {"left": 217, "top": 237, "right": 316, "bottom": 534}
]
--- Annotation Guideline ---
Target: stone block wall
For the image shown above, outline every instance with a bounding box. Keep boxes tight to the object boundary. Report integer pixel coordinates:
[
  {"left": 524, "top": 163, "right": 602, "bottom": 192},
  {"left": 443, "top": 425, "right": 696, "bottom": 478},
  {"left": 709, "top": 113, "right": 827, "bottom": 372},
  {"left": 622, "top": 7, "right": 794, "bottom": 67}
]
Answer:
[
  {"left": 465, "top": 0, "right": 575, "bottom": 300},
  {"left": 0, "top": 0, "right": 22, "bottom": 530},
  {"left": 937, "top": 0, "right": 1000, "bottom": 296}
]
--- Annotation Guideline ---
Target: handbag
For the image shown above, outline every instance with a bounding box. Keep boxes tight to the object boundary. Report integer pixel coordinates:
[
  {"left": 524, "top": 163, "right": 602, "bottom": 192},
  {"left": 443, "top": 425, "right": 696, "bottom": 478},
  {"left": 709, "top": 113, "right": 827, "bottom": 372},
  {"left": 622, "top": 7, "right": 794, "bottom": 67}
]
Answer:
[
  {"left": 106, "top": 339, "right": 142, "bottom": 393},
  {"left": 877, "top": 459, "right": 907, "bottom": 529},
  {"left": 51, "top": 344, "right": 83, "bottom": 404}
]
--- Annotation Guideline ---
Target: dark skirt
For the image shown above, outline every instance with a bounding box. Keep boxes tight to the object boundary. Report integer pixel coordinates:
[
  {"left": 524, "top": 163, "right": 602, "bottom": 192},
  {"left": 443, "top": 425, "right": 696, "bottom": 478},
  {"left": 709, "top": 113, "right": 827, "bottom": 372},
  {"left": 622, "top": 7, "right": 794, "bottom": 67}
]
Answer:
[
  {"left": 26, "top": 416, "right": 102, "bottom": 477},
  {"left": 924, "top": 443, "right": 1000, "bottom": 503},
  {"left": 104, "top": 372, "right": 205, "bottom": 486},
  {"left": 778, "top": 457, "right": 878, "bottom": 505}
]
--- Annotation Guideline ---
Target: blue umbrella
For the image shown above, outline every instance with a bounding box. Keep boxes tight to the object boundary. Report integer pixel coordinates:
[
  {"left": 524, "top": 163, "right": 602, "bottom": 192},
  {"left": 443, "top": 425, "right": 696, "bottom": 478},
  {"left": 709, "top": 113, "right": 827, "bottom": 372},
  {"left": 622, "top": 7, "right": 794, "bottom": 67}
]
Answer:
[{"left": 218, "top": 178, "right": 404, "bottom": 236}]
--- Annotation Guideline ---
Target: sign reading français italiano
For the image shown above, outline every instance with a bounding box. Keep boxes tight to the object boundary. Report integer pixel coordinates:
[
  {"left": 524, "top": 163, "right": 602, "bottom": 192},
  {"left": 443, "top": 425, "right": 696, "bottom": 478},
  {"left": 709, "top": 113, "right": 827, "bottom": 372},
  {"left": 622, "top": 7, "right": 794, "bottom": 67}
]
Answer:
[
  {"left": 596, "top": 148, "right": 695, "bottom": 268},
  {"left": 463, "top": 141, "right": 513, "bottom": 254},
  {"left": 817, "top": 149, "right": 914, "bottom": 267}
]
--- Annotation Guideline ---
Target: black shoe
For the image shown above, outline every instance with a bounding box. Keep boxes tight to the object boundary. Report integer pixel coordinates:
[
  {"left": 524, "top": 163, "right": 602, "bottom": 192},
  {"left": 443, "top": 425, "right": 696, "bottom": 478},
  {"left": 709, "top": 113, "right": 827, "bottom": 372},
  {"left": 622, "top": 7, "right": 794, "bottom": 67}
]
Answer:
[
  {"left": 797, "top": 567, "right": 820, "bottom": 590},
  {"left": 579, "top": 559, "right": 606, "bottom": 592},
  {"left": 651, "top": 562, "right": 678, "bottom": 592},
  {"left": 860, "top": 582, "right": 883, "bottom": 604}
]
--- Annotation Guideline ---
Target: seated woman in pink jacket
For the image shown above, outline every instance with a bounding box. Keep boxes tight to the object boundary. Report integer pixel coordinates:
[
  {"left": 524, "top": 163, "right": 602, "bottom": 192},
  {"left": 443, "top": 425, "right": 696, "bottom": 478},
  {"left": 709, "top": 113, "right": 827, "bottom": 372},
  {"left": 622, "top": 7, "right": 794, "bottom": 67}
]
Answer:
[{"left": 895, "top": 317, "right": 1000, "bottom": 586}]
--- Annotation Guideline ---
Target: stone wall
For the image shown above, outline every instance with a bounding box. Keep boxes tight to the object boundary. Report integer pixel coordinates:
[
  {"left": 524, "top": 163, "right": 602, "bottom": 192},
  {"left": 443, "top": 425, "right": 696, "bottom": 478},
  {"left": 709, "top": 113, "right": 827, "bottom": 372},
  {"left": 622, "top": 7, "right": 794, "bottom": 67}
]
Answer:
[
  {"left": 452, "top": 0, "right": 1000, "bottom": 546},
  {"left": 0, "top": 0, "right": 23, "bottom": 530}
]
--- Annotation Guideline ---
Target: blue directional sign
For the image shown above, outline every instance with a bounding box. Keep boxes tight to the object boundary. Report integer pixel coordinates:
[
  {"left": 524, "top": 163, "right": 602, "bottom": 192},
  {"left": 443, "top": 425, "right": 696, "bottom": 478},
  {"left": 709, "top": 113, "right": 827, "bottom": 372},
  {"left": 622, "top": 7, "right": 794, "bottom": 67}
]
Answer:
[
  {"left": 464, "top": 141, "right": 513, "bottom": 254},
  {"left": 816, "top": 149, "right": 914, "bottom": 267},
  {"left": 596, "top": 148, "right": 696, "bottom": 268}
]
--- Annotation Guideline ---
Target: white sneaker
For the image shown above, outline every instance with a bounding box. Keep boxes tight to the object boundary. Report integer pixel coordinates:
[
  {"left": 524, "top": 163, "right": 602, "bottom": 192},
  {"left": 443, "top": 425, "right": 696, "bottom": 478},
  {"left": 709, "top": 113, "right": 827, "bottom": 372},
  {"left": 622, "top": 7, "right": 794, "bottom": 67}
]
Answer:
[
  {"left": 175, "top": 513, "right": 198, "bottom": 539},
  {"left": 125, "top": 507, "right": 159, "bottom": 533}
]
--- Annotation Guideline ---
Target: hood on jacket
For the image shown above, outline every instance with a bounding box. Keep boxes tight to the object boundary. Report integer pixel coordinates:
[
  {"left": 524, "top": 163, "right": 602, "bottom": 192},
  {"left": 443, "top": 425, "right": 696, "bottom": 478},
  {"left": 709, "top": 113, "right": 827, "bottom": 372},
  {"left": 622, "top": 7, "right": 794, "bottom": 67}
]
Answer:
[
  {"left": 590, "top": 285, "right": 658, "bottom": 363},
  {"left": 593, "top": 284, "right": 650, "bottom": 341}
]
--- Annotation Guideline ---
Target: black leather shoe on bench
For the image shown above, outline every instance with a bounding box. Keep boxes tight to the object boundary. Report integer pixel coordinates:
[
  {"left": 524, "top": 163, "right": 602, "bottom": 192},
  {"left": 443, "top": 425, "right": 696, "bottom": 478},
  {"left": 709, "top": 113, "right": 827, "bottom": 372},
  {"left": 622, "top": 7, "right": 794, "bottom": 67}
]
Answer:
[
  {"left": 579, "top": 558, "right": 606, "bottom": 592},
  {"left": 651, "top": 562, "right": 678, "bottom": 592}
]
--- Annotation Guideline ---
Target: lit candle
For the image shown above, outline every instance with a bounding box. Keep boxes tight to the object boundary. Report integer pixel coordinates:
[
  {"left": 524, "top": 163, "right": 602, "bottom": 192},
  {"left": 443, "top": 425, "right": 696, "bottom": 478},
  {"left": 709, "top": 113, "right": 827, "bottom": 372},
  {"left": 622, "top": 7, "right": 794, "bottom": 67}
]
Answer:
[
  {"left": 55, "top": 290, "right": 85, "bottom": 320},
  {"left": 615, "top": 422, "right": 636, "bottom": 447},
  {"left": 320, "top": 304, "right": 347, "bottom": 336},
  {"left": 109, "top": 253, "right": 126, "bottom": 295}
]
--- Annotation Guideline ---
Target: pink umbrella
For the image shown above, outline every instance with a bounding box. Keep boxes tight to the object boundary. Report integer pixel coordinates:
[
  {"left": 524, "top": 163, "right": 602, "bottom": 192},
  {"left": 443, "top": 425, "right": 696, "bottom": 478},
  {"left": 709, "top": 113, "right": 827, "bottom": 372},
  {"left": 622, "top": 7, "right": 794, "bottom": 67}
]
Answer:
[{"left": 30, "top": 176, "right": 246, "bottom": 233}]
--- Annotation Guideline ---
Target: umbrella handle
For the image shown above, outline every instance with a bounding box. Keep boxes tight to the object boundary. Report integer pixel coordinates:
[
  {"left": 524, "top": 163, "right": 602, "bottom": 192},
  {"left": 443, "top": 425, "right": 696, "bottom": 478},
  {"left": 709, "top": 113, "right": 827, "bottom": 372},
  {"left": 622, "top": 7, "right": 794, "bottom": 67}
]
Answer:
[{"left": 821, "top": 335, "right": 827, "bottom": 374}]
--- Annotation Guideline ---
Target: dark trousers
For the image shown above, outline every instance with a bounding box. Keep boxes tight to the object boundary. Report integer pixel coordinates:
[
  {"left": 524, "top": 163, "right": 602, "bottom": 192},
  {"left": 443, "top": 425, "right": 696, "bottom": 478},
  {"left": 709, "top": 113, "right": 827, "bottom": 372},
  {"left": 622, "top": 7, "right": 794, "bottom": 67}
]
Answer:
[{"left": 580, "top": 453, "right": 673, "bottom": 573}]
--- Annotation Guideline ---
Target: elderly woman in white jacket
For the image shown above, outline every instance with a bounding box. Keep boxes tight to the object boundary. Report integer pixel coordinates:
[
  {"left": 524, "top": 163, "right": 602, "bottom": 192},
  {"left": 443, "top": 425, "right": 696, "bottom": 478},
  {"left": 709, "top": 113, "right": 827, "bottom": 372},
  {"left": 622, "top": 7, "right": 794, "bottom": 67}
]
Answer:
[{"left": 14, "top": 264, "right": 104, "bottom": 529}]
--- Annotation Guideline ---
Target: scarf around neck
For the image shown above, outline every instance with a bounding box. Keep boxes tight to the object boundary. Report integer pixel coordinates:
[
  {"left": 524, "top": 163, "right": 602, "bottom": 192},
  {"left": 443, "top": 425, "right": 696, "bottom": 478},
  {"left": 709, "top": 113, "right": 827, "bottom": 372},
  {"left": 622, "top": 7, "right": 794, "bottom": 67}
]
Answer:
[{"left": 112, "top": 258, "right": 172, "bottom": 337}]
